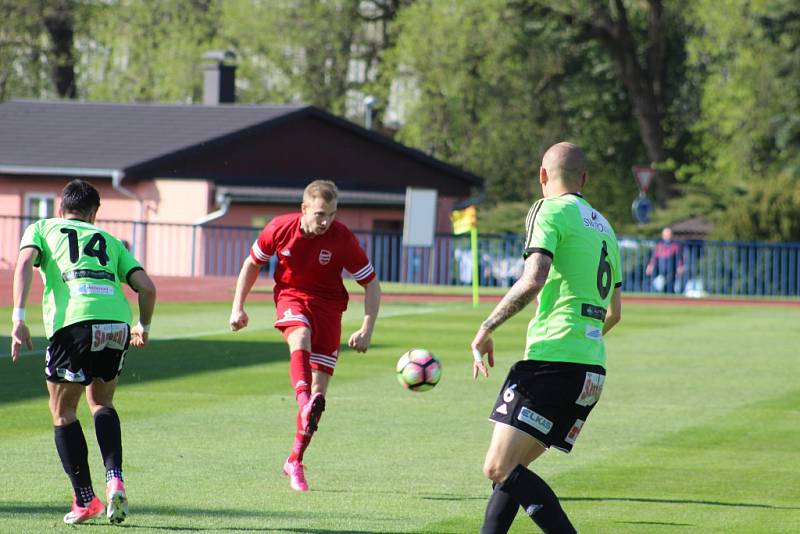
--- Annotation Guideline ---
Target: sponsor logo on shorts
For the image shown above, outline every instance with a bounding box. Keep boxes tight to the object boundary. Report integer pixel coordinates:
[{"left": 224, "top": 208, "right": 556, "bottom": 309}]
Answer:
[
  {"left": 70, "top": 283, "right": 114, "bottom": 296},
  {"left": 56, "top": 367, "right": 86, "bottom": 383},
  {"left": 319, "top": 249, "right": 332, "bottom": 265},
  {"left": 585, "top": 325, "right": 602, "bottom": 340},
  {"left": 503, "top": 384, "right": 517, "bottom": 403},
  {"left": 576, "top": 372, "right": 604, "bottom": 406},
  {"left": 565, "top": 418, "right": 585, "bottom": 445},
  {"left": 517, "top": 407, "right": 553, "bottom": 434},
  {"left": 525, "top": 504, "right": 542, "bottom": 516},
  {"left": 91, "top": 324, "right": 128, "bottom": 351}
]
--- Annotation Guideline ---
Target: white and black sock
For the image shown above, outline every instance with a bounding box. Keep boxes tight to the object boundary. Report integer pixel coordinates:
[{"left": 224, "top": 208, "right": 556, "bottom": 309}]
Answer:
[{"left": 54, "top": 421, "right": 94, "bottom": 506}]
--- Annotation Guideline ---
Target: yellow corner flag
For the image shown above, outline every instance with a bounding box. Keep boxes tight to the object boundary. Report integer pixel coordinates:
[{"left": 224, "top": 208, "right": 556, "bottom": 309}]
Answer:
[
  {"left": 450, "top": 205, "right": 480, "bottom": 308},
  {"left": 450, "top": 205, "right": 476, "bottom": 235}
]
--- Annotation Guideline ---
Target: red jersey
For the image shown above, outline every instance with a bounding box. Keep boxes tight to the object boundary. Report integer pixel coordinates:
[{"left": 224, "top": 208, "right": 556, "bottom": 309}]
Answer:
[{"left": 249, "top": 213, "right": 376, "bottom": 309}]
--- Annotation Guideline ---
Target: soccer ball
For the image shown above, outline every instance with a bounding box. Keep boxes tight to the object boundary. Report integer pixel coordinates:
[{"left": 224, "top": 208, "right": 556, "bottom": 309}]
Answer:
[{"left": 396, "top": 349, "right": 441, "bottom": 392}]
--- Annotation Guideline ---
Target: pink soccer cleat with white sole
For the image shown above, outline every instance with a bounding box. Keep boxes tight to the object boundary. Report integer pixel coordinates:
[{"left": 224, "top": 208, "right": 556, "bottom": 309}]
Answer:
[
  {"left": 63, "top": 495, "right": 105, "bottom": 524},
  {"left": 105, "top": 477, "right": 128, "bottom": 524},
  {"left": 283, "top": 458, "right": 309, "bottom": 492}
]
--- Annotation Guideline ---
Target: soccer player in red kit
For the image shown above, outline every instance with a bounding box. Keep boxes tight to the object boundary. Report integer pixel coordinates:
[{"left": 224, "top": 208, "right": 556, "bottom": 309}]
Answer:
[{"left": 229, "top": 179, "right": 381, "bottom": 492}]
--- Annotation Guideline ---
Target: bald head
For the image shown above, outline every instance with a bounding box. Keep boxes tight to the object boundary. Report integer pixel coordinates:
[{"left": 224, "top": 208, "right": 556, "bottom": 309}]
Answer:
[{"left": 541, "top": 142, "right": 586, "bottom": 185}]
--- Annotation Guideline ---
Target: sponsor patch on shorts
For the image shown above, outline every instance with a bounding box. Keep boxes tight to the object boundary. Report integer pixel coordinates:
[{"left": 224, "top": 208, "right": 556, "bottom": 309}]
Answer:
[
  {"left": 91, "top": 323, "right": 128, "bottom": 351},
  {"left": 564, "top": 419, "right": 585, "bottom": 445},
  {"left": 70, "top": 283, "right": 114, "bottom": 296},
  {"left": 575, "top": 372, "right": 604, "bottom": 406},
  {"left": 517, "top": 407, "right": 553, "bottom": 434},
  {"left": 56, "top": 367, "right": 86, "bottom": 383}
]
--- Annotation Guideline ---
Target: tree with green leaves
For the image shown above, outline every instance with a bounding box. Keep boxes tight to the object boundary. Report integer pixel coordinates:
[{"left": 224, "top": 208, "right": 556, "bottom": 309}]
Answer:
[
  {"left": 686, "top": 0, "right": 800, "bottom": 241},
  {"left": 513, "top": 0, "right": 696, "bottom": 207},
  {"left": 0, "top": 0, "right": 79, "bottom": 99},
  {"left": 390, "top": 0, "right": 661, "bottom": 230}
]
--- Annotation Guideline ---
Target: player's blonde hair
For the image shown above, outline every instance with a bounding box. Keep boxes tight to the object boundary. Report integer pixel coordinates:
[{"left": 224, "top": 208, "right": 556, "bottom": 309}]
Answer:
[{"left": 303, "top": 180, "right": 338, "bottom": 203}]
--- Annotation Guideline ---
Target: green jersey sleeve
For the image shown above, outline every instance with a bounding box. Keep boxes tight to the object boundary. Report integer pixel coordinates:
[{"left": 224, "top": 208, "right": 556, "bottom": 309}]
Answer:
[
  {"left": 114, "top": 239, "right": 143, "bottom": 286},
  {"left": 19, "top": 221, "right": 45, "bottom": 266},
  {"left": 523, "top": 199, "right": 560, "bottom": 258},
  {"left": 612, "top": 239, "right": 623, "bottom": 288}
]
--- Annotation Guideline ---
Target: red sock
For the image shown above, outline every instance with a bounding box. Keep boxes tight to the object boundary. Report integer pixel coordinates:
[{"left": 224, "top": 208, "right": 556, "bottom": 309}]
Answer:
[
  {"left": 289, "top": 349, "right": 311, "bottom": 407},
  {"left": 288, "top": 428, "right": 311, "bottom": 462}
]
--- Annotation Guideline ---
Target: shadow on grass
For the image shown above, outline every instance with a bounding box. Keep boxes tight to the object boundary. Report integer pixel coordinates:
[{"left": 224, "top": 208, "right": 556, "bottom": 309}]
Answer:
[
  {"left": 616, "top": 520, "right": 693, "bottom": 527},
  {"left": 418, "top": 492, "right": 800, "bottom": 511},
  {"left": 0, "top": 337, "right": 289, "bottom": 406},
  {"left": 0, "top": 502, "right": 423, "bottom": 533},
  {"left": 562, "top": 495, "right": 800, "bottom": 510}
]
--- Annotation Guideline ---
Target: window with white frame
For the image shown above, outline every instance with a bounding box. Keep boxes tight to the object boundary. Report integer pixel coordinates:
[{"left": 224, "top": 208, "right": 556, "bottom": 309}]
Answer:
[{"left": 24, "top": 193, "right": 56, "bottom": 221}]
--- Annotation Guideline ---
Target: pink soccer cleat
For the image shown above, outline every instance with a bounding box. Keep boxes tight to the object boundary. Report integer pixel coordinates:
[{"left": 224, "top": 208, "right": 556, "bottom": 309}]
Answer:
[
  {"left": 283, "top": 458, "right": 309, "bottom": 492},
  {"left": 300, "top": 392, "right": 326, "bottom": 435},
  {"left": 106, "top": 477, "right": 128, "bottom": 524},
  {"left": 63, "top": 495, "right": 105, "bottom": 524}
]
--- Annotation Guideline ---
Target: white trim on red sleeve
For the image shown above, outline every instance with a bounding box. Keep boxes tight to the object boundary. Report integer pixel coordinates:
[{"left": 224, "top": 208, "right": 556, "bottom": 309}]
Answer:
[
  {"left": 250, "top": 242, "right": 271, "bottom": 264},
  {"left": 351, "top": 263, "right": 375, "bottom": 281}
]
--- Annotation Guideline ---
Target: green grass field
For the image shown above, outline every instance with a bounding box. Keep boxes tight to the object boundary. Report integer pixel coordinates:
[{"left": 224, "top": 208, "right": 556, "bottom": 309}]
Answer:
[{"left": 2, "top": 298, "right": 799, "bottom": 533}]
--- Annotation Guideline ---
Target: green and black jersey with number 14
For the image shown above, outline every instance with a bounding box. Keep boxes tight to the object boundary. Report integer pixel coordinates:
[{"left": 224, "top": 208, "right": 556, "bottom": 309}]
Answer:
[
  {"left": 522, "top": 194, "right": 622, "bottom": 368},
  {"left": 20, "top": 218, "right": 142, "bottom": 339}
]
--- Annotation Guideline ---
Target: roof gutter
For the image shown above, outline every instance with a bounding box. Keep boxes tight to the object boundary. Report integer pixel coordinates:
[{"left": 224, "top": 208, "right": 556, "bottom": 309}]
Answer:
[
  {"left": 111, "top": 170, "right": 145, "bottom": 222},
  {"left": 193, "top": 190, "right": 231, "bottom": 226},
  {"left": 0, "top": 164, "right": 117, "bottom": 177}
]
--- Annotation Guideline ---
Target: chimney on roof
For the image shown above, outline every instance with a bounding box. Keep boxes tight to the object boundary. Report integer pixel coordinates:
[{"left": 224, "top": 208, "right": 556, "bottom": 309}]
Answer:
[{"left": 202, "top": 50, "right": 236, "bottom": 105}]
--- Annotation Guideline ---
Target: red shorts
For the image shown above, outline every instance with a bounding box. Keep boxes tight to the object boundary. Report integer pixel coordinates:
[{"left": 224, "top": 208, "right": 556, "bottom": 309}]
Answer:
[{"left": 274, "top": 297, "right": 343, "bottom": 375}]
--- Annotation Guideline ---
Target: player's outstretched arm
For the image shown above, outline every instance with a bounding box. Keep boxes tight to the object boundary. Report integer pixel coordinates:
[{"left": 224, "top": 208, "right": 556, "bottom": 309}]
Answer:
[
  {"left": 129, "top": 270, "right": 157, "bottom": 347},
  {"left": 603, "top": 286, "right": 622, "bottom": 335},
  {"left": 10, "top": 248, "right": 37, "bottom": 362},
  {"left": 348, "top": 278, "right": 381, "bottom": 353},
  {"left": 470, "top": 252, "right": 551, "bottom": 379},
  {"left": 230, "top": 256, "right": 260, "bottom": 332}
]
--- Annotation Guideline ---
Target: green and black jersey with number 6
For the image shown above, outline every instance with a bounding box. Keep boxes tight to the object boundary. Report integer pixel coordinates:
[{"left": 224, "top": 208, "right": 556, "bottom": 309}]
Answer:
[
  {"left": 522, "top": 193, "right": 622, "bottom": 368},
  {"left": 20, "top": 218, "right": 142, "bottom": 338}
]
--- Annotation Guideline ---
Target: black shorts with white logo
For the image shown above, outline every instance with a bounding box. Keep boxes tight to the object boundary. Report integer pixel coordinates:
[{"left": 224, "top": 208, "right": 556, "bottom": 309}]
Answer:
[
  {"left": 489, "top": 359, "right": 606, "bottom": 453},
  {"left": 45, "top": 320, "right": 130, "bottom": 385}
]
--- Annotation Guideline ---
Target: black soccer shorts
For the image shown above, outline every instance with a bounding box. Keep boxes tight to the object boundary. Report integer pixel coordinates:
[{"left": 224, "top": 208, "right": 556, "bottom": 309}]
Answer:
[
  {"left": 489, "top": 359, "right": 606, "bottom": 453},
  {"left": 45, "top": 320, "right": 130, "bottom": 385}
]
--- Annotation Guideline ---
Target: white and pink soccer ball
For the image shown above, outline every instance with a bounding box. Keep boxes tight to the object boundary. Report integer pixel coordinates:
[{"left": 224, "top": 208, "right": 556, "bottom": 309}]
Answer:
[{"left": 396, "top": 349, "right": 442, "bottom": 392}]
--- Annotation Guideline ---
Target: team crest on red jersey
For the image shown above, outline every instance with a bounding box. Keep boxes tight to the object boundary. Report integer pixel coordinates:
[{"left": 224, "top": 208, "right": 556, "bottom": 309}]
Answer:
[{"left": 319, "top": 249, "right": 332, "bottom": 265}]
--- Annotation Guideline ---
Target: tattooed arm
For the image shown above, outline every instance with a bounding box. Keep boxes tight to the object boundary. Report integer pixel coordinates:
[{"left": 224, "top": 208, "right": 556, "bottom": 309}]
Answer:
[
  {"left": 482, "top": 253, "right": 551, "bottom": 331},
  {"left": 470, "top": 252, "right": 552, "bottom": 379}
]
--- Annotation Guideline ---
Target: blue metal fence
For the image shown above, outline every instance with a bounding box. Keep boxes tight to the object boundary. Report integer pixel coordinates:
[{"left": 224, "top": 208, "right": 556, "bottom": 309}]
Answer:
[{"left": 2, "top": 215, "right": 799, "bottom": 297}]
